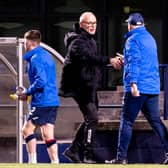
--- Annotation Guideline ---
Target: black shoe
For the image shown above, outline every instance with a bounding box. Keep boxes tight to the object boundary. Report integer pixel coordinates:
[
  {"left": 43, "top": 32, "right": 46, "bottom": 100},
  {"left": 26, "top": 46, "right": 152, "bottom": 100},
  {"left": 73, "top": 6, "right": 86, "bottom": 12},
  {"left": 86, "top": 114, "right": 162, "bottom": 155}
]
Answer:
[
  {"left": 105, "top": 158, "right": 127, "bottom": 164},
  {"left": 163, "top": 153, "right": 168, "bottom": 164},
  {"left": 83, "top": 157, "right": 96, "bottom": 164},
  {"left": 83, "top": 148, "right": 96, "bottom": 164},
  {"left": 63, "top": 148, "right": 82, "bottom": 163}
]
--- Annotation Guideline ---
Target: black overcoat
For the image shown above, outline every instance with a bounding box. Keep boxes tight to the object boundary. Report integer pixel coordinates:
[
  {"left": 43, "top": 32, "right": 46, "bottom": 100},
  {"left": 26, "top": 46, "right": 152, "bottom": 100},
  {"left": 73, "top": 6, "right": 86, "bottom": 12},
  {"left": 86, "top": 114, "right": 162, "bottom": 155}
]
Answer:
[{"left": 59, "top": 23, "right": 109, "bottom": 97}]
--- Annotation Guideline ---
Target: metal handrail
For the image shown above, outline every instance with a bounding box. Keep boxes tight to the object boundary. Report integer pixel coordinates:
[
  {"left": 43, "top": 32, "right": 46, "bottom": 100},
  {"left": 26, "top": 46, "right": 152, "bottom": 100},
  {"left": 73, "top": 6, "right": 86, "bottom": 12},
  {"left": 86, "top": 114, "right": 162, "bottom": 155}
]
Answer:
[
  {"left": 0, "top": 104, "right": 16, "bottom": 107},
  {"left": 99, "top": 104, "right": 122, "bottom": 108},
  {"left": 159, "top": 64, "right": 168, "bottom": 120}
]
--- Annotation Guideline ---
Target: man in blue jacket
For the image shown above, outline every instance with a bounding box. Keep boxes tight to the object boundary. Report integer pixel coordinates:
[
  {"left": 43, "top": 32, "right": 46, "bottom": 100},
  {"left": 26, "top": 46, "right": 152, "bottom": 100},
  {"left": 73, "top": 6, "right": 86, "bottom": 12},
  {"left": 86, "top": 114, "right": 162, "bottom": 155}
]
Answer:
[
  {"left": 17, "top": 30, "right": 60, "bottom": 163},
  {"left": 107, "top": 13, "right": 168, "bottom": 164}
]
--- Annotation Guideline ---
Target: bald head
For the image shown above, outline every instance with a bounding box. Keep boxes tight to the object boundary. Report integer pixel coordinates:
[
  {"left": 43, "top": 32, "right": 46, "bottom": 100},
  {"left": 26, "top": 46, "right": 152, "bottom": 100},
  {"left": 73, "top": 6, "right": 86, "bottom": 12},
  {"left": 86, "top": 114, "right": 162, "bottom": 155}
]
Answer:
[
  {"left": 79, "top": 12, "right": 96, "bottom": 23},
  {"left": 79, "top": 11, "right": 97, "bottom": 35}
]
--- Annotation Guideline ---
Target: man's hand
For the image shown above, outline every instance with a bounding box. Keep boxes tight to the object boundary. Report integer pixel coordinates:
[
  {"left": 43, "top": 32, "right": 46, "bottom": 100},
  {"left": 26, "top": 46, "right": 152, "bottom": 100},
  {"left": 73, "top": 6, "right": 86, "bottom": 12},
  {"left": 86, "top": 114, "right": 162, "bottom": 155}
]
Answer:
[
  {"left": 131, "top": 83, "right": 140, "bottom": 97},
  {"left": 110, "top": 56, "right": 123, "bottom": 70},
  {"left": 16, "top": 86, "right": 27, "bottom": 101},
  {"left": 116, "top": 53, "right": 124, "bottom": 62},
  {"left": 18, "top": 93, "right": 28, "bottom": 101},
  {"left": 16, "top": 86, "right": 26, "bottom": 95}
]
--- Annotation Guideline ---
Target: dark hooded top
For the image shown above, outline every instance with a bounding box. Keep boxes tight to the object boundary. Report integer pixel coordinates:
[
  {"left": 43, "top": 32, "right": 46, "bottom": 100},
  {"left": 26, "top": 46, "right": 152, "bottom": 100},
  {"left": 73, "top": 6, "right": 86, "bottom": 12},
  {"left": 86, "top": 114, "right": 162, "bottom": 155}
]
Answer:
[{"left": 59, "top": 23, "right": 109, "bottom": 97}]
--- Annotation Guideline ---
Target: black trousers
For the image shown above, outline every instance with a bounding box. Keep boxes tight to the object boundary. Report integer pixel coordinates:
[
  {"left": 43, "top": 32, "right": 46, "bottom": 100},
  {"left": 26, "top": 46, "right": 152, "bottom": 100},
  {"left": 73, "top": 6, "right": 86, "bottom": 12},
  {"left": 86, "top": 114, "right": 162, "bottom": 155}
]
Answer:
[{"left": 72, "top": 86, "right": 98, "bottom": 157}]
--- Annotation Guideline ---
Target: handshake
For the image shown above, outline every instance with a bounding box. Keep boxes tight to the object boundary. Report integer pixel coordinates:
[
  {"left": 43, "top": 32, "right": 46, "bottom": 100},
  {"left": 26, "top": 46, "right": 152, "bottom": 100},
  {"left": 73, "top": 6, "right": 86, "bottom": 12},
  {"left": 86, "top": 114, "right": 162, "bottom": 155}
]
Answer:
[{"left": 109, "top": 53, "right": 124, "bottom": 70}]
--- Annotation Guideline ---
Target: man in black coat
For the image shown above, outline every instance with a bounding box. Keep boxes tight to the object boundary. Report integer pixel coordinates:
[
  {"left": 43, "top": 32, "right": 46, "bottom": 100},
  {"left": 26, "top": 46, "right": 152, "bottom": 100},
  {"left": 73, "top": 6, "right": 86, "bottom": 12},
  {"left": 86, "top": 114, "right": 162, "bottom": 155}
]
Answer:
[{"left": 59, "top": 11, "right": 122, "bottom": 163}]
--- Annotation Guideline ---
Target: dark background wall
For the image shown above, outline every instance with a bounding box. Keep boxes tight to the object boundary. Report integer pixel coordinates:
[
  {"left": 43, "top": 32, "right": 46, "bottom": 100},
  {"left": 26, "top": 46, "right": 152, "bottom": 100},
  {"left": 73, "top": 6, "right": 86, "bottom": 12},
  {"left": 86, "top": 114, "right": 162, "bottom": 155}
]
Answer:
[{"left": 0, "top": 0, "right": 167, "bottom": 88}]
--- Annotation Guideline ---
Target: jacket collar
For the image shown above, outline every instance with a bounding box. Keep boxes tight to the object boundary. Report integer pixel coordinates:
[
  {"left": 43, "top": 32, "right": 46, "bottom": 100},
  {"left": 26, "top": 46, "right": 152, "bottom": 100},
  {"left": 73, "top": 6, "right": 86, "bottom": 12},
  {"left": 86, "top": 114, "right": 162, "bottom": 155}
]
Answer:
[
  {"left": 23, "top": 45, "right": 41, "bottom": 61},
  {"left": 73, "top": 22, "right": 95, "bottom": 38},
  {"left": 124, "top": 26, "right": 146, "bottom": 39}
]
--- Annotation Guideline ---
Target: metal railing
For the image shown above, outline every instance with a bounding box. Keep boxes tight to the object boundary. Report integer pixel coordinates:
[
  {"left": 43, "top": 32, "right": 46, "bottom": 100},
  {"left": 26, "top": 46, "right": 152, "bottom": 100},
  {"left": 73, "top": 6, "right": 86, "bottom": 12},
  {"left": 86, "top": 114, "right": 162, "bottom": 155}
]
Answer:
[{"left": 160, "top": 64, "right": 168, "bottom": 120}]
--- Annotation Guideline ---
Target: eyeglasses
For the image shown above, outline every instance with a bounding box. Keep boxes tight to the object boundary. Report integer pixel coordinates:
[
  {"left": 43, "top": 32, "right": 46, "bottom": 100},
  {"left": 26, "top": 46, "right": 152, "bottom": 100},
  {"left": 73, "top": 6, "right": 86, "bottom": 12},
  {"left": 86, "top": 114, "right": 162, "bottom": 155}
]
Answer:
[{"left": 81, "top": 21, "right": 97, "bottom": 26}]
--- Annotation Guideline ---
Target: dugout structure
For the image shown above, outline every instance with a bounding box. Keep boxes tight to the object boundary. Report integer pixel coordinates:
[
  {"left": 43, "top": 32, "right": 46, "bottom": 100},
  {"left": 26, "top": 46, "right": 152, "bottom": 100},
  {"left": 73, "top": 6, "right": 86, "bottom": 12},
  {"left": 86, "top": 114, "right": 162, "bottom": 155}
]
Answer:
[{"left": 0, "top": 38, "right": 64, "bottom": 163}]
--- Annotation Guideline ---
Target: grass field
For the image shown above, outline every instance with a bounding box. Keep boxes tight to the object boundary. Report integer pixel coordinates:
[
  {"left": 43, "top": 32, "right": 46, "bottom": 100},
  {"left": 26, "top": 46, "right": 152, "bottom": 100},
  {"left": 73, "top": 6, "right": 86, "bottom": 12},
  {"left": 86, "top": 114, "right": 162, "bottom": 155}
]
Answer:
[{"left": 0, "top": 164, "right": 167, "bottom": 168}]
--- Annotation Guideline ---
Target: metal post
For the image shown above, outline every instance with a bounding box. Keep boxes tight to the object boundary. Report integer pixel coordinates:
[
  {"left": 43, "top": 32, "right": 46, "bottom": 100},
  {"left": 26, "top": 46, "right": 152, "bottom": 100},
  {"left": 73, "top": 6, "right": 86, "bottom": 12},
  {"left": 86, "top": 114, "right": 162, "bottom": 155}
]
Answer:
[
  {"left": 16, "top": 38, "right": 24, "bottom": 163},
  {"left": 164, "top": 66, "right": 168, "bottom": 120}
]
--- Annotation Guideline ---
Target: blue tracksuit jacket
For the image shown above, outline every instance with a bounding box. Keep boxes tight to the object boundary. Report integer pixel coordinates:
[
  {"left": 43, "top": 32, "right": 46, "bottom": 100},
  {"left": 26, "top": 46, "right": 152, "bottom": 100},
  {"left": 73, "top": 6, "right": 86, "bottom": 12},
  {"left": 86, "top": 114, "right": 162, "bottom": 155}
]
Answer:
[
  {"left": 123, "top": 26, "right": 160, "bottom": 94},
  {"left": 24, "top": 45, "right": 60, "bottom": 107}
]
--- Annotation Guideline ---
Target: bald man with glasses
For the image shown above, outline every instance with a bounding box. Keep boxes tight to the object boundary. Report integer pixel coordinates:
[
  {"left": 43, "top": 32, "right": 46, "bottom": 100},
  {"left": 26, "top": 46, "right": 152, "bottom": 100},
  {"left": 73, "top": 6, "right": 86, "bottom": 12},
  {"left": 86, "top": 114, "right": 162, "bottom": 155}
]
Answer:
[{"left": 59, "top": 11, "right": 122, "bottom": 163}]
